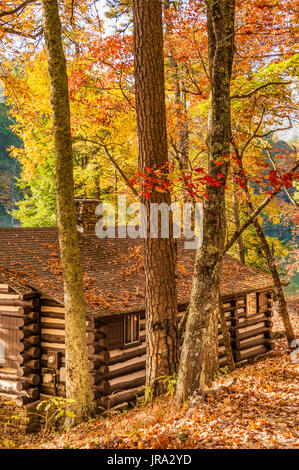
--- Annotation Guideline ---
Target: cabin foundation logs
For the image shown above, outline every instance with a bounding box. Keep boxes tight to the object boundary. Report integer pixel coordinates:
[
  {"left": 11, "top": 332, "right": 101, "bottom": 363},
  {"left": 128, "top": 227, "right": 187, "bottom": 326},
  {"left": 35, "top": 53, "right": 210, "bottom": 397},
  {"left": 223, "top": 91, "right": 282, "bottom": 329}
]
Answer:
[
  {"left": 0, "top": 285, "right": 41, "bottom": 407},
  {"left": 0, "top": 287, "right": 275, "bottom": 424}
]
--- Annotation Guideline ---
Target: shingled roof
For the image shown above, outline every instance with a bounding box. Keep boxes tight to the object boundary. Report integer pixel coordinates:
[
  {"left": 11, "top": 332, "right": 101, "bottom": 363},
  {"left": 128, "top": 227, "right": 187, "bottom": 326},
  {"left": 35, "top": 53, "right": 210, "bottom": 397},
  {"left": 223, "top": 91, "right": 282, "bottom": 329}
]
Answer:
[{"left": 0, "top": 227, "right": 274, "bottom": 317}]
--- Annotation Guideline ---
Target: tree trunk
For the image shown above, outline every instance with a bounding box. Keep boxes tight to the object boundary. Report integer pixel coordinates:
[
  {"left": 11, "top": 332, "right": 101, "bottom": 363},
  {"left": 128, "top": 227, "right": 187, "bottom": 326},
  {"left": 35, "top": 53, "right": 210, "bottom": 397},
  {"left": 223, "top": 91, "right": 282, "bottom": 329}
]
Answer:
[
  {"left": 132, "top": 0, "right": 178, "bottom": 395},
  {"left": 41, "top": 0, "right": 94, "bottom": 424},
  {"left": 241, "top": 178, "right": 296, "bottom": 345},
  {"left": 176, "top": 0, "right": 236, "bottom": 403},
  {"left": 231, "top": 141, "right": 296, "bottom": 346},
  {"left": 232, "top": 177, "right": 245, "bottom": 263},
  {"left": 251, "top": 217, "right": 295, "bottom": 345}
]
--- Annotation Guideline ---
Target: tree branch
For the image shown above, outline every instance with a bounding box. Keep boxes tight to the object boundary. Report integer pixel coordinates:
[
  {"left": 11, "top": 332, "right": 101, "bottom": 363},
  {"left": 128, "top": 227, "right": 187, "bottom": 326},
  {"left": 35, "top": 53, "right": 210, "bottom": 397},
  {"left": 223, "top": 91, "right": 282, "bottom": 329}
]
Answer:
[
  {"left": 0, "top": 0, "right": 36, "bottom": 18},
  {"left": 231, "top": 81, "right": 291, "bottom": 100},
  {"left": 224, "top": 160, "right": 299, "bottom": 253}
]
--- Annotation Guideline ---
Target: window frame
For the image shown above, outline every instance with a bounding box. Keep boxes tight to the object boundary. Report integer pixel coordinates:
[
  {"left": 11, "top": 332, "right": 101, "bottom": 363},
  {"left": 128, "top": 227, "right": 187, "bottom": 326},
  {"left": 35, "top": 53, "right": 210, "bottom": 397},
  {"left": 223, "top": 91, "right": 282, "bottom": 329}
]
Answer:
[{"left": 123, "top": 313, "right": 141, "bottom": 348}]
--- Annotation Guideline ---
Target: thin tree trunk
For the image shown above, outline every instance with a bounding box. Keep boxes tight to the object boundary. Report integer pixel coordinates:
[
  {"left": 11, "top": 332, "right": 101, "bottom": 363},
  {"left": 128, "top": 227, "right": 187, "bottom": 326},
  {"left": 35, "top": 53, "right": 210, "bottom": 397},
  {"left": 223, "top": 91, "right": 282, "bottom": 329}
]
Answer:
[
  {"left": 251, "top": 217, "right": 295, "bottom": 345},
  {"left": 176, "top": 0, "right": 235, "bottom": 403},
  {"left": 133, "top": 0, "right": 178, "bottom": 395},
  {"left": 232, "top": 177, "right": 245, "bottom": 263},
  {"left": 224, "top": 160, "right": 299, "bottom": 253},
  {"left": 231, "top": 141, "right": 296, "bottom": 346},
  {"left": 242, "top": 181, "right": 296, "bottom": 345},
  {"left": 41, "top": 0, "right": 94, "bottom": 424}
]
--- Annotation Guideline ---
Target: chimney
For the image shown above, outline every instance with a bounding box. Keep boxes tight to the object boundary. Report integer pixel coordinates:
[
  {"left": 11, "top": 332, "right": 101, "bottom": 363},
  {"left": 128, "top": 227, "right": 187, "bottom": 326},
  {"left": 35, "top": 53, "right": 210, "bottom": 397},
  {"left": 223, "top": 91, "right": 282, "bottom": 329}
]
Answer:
[{"left": 75, "top": 198, "right": 101, "bottom": 234}]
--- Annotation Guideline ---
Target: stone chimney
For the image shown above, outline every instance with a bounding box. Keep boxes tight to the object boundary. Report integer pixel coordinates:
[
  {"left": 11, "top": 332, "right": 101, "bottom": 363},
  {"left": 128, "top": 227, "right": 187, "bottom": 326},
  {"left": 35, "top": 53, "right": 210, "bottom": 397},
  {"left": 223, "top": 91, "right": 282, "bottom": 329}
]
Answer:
[{"left": 75, "top": 198, "right": 101, "bottom": 234}]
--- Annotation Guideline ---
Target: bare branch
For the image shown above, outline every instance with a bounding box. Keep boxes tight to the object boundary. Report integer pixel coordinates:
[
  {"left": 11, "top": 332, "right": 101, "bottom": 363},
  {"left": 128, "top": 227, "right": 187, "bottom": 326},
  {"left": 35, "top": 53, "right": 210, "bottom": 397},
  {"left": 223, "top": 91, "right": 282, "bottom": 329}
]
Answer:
[
  {"left": 0, "top": 0, "right": 36, "bottom": 18},
  {"left": 256, "top": 116, "right": 292, "bottom": 138},
  {"left": 240, "top": 108, "right": 265, "bottom": 157},
  {"left": 231, "top": 81, "right": 291, "bottom": 100},
  {"left": 224, "top": 160, "right": 299, "bottom": 253}
]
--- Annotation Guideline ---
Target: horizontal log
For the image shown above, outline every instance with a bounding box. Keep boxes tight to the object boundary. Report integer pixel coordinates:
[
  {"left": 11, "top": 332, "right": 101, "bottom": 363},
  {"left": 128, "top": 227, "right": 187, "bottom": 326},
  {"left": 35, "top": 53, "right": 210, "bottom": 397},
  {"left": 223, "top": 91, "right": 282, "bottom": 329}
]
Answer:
[
  {"left": 109, "top": 344, "right": 146, "bottom": 365},
  {"left": 237, "top": 335, "right": 268, "bottom": 351},
  {"left": 0, "top": 384, "right": 19, "bottom": 395},
  {"left": 218, "top": 357, "right": 228, "bottom": 368},
  {"left": 90, "top": 368, "right": 109, "bottom": 385},
  {"left": 40, "top": 311, "right": 65, "bottom": 320},
  {"left": 0, "top": 306, "right": 34, "bottom": 316},
  {"left": 23, "top": 323, "right": 40, "bottom": 333},
  {"left": 107, "top": 355, "right": 146, "bottom": 380},
  {"left": 41, "top": 298, "right": 64, "bottom": 308},
  {"left": 0, "top": 372, "right": 18, "bottom": 382},
  {"left": 41, "top": 342, "right": 65, "bottom": 351},
  {"left": 23, "top": 335, "right": 40, "bottom": 346},
  {"left": 41, "top": 334, "right": 65, "bottom": 344},
  {"left": 99, "top": 386, "right": 144, "bottom": 409},
  {"left": 101, "top": 402, "right": 129, "bottom": 416},
  {"left": 16, "top": 390, "right": 40, "bottom": 406},
  {"left": 18, "top": 359, "right": 40, "bottom": 370},
  {"left": 236, "top": 325, "right": 271, "bottom": 341},
  {"left": 16, "top": 381, "right": 35, "bottom": 392},
  {"left": 20, "top": 347, "right": 41, "bottom": 360},
  {"left": 109, "top": 370, "right": 146, "bottom": 394},
  {"left": 88, "top": 344, "right": 106, "bottom": 355},
  {"left": 0, "top": 284, "right": 11, "bottom": 293},
  {"left": 26, "top": 311, "right": 39, "bottom": 321},
  {"left": 41, "top": 305, "right": 65, "bottom": 314},
  {"left": 92, "top": 382, "right": 111, "bottom": 398},
  {"left": 235, "top": 344, "right": 269, "bottom": 362},
  {"left": 235, "top": 314, "right": 268, "bottom": 329},
  {"left": 0, "top": 293, "right": 22, "bottom": 305},
  {"left": 88, "top": 351, "right": 110, "bottom": 370},
  {"left": 23, "top": 374, "right": 40, "bottom": 386},
  {"left": 40, "top": 384, "right": 65, "bottom": 398},
  {"left": 17, "top": 366, "right": 38, "bottom": 378},
  {"left": 86, "top": 331, "right": 106, "bottom": 344},
  {"left": 40, "top": 321, "right": 65, "bottom": 330},
  {"left": 0, "top": 298, "right": 38, "bottom": 307}
]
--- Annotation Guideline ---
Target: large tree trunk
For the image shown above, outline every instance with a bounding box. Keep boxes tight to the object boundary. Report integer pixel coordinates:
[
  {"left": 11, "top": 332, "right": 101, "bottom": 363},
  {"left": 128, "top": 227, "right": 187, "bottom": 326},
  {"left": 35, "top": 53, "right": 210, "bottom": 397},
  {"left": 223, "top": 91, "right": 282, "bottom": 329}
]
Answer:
[
  {"left": 176, "top": 0, "right": 235, "bottom": 403},
  {"left": 41, "top": 0, "right": 94, "bottom": 424},
  {"left": 132, "top": 0, "right": 178, "bottom": 395}
]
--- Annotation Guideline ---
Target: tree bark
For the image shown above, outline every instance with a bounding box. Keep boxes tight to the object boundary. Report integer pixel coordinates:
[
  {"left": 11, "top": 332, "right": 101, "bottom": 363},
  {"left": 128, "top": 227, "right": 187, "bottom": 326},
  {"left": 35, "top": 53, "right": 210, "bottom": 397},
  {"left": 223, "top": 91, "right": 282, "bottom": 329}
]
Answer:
[
  {"left": 232, "top": 177, "right": 245, "bottom": 263},
  {"left": 250, "top": 216, "right": 296, "bottom": 345},
  {"left": 176, "top": 0, "right": 236, "bottom": 403},
  {"left": 41, "top": 0, "right": 94, "bottom": 424},
  {"left": 224, "top": 160, "right": 299, "bottom": 254},
  {"left": 239, "top": 172, "right": 296, "bottom": 345},
  {"left": 132, "top": 0, "right": 178, "bottom": 395}
]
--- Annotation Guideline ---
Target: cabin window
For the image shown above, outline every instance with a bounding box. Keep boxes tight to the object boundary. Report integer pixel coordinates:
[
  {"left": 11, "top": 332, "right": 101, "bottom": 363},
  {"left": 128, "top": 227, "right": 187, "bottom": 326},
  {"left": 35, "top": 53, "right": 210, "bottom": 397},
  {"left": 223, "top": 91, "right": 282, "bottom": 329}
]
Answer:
[
  {"left": 124, "top": 313, "right": 140, "bottom": 346},
  {"left": 246, "top": 293, "right": 257, "bottom": 316},
  {"left": 0, "top": 340, "right": 4, "bottom": 364}
]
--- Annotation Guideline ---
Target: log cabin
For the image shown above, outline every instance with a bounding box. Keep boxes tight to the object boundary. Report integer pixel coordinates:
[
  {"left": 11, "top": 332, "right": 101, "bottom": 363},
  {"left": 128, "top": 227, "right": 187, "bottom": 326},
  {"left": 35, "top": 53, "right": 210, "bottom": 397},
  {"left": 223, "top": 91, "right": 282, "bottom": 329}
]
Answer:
[{"left": 0, "top": 198, "right": 275, "bottom": 413}]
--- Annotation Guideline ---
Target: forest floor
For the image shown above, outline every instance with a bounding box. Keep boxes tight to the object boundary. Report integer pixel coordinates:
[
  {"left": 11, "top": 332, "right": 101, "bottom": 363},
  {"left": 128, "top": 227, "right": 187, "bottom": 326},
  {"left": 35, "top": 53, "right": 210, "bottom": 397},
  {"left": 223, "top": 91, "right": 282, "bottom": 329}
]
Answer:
[{"left": 0, "top": 298, "right": 298, "bottom": 450}]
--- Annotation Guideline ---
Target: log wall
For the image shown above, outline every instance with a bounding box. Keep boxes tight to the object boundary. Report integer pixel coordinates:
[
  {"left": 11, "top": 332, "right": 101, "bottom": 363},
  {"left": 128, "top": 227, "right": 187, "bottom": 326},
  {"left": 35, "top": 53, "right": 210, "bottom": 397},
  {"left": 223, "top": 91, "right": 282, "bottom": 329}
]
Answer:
[
  {"left": 91, "top": 290, "right": 274, "bottom": 412},
  {"left": 0, "top": 288, "right": 274, "bottom": 415},
  {"left": 0, "top": 284, "right": 41, "bottom": 407}
]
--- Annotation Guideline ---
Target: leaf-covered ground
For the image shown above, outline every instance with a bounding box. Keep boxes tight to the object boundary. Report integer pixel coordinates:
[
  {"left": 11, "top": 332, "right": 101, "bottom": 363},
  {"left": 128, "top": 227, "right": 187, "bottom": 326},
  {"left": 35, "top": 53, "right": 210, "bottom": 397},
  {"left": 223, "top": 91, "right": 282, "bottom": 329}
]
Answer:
[{"left": 1, "top": 303, "right": 298, "bottom": 450}]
